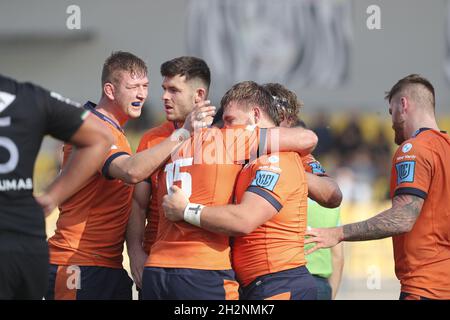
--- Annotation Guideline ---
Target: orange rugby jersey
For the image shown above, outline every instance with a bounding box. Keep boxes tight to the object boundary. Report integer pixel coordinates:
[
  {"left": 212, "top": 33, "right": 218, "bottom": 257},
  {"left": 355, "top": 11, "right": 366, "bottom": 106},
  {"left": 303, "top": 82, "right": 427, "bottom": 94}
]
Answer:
[
  {"left": 137, "top": 121, "right": 176, "bottom": 254},
  {"left": 146, "top": 125, "right": 260, "bottom": 270},
  {"left": 390, "top": 128, "right": 450, "bottom": 299},
  {"left": 48, "top": 104, "right": 133, "bottom": 268},
  {"left": 232, "top": 152, "right": 308, "bottom": 287}
]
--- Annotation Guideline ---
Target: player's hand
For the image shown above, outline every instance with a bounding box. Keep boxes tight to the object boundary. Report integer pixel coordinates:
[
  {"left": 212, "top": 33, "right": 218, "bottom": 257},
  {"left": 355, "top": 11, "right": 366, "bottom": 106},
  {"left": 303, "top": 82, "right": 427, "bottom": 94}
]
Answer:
[
  {"left": 128, "top": 247, "right": 147, "bottom": 289},
  {"left": 183, "top": 100, "right": 216, "bottom": 132},
  {"left": 162, "top": 185, "right": 189, "bottom": 222},
  {"left": 35, "top": 193, "right": 57, "bottom": 217},
  {"left": 304, "top": 226, "right": 343, "bottom": 255}
]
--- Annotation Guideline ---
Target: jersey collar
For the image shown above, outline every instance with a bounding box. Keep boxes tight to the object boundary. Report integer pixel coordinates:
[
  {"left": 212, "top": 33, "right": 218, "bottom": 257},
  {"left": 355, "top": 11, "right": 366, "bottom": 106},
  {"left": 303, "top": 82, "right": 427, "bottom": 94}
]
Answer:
[
  {"left": 84, "top": 101, "right": 124, "bottom": 133},
  {"left": 412, "top": 127, "right": 431, "bottom": 138},
  {"left": 412, "top": 127, "right": 448, "bottom": 138}
]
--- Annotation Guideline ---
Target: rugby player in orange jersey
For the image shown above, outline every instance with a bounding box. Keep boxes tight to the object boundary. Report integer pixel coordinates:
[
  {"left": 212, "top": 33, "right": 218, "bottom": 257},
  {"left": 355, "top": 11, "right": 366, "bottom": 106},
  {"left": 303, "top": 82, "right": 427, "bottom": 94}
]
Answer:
[
  {"left": 45, "top": 52, "right": 215, "bottom": 300},
  {"left": 305, "top": 74, "right": 450, "bottom": 300},
  {"left": 162, "top": 81, "right": 320, "bottom": 300},
  {"left": 125, "top": 60, "right": 327, "bottom": 297},
  {"left": 126, "top": 57, "right": 212, "bottom": 293},
  {"left": 143, "top": 81, "right": 318, "bottom": 300}
]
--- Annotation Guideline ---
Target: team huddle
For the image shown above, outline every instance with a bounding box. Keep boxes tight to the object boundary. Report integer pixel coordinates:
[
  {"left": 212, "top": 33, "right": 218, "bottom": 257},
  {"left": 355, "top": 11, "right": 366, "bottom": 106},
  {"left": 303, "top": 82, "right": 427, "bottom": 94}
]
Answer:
[{"left": 0, "top": 51, "right": 449, "bottom": 300}]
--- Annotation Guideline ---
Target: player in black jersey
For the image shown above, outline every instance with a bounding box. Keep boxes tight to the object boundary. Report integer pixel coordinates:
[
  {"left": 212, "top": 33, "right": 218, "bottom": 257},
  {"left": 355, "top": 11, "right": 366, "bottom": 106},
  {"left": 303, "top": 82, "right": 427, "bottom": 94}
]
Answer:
[{"left": 0, "top": 74, "right": 112, "bottom": 299}]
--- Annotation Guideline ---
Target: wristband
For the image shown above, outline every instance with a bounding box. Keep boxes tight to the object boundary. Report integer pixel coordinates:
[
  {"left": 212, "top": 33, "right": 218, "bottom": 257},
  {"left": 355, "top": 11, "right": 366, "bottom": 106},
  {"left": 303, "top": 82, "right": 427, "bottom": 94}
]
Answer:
[{"left": 183, "top": 202, "right": 205, "bottom": 227}]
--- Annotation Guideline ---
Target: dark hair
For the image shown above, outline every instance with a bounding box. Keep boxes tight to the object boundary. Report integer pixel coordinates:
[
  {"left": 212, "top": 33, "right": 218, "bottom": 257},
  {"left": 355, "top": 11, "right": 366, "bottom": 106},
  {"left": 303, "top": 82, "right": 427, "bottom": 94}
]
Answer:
[
  {"left": 101, "top": 51, "right": 148, "bottom": 86},
  {"left": 263, "top": 83, "right": 304, "bottom": 125},
  {"left": 292, "top": 117, "right": 307, "bottom": 129},
  {"left": 220, "top": 81, "right": 277, "bottom": 124},
  {"left": 160, "top": 56, "right": 211, "bottom": 90},
  {"left": 211, "top": 105, "right": 224, "bottom": 127},
  {"left": 385, "top": 74, "right": 435, "bottom": 108}
]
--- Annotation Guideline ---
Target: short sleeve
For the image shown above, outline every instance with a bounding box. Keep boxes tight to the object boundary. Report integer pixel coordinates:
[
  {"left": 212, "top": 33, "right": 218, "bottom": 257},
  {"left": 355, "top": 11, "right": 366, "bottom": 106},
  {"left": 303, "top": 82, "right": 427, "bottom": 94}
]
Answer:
[
  {"left": 35, "top": 84, "right": 86, "bottom": 142},
  {"left": 390, "top": 141, "right": 432, "bottom": 199},
  {"left": 302, "top": 154, "right": 327, "bottom": 176},
  {"left": 101, "top": 127, "right": 131, "bottom": 179},
  {"left": 246, "top": 154, "right": 299, "bottom": 212}
]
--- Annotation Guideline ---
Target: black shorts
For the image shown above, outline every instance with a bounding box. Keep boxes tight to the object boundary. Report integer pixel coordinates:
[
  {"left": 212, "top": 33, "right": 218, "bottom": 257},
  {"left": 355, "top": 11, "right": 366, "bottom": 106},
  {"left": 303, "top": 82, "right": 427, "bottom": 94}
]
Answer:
[{"left": 0, "top": 233, "right": 49, "bottom": 300}]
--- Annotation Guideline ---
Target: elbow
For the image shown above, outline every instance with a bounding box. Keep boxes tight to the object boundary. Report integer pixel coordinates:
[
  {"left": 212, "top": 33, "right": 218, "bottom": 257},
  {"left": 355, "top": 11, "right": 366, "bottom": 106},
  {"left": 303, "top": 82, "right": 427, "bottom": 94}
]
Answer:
[
  {"left": 299, "top": 132, "right": 319, "bottom": 156},
  {"left": 125, "top": 160, "right": 158, "bottom": 184},
  {"left": 231, "top": 221, "right": 257, "bottom": 237},
  {"left": 389, "top": 216, "right": 416, "bottom": 235},
  {"left": 309, "top": 133, "right": 319, "bottom": 152},
  {"left": 309, "top": 187, "right": 343, "bottom": 208},
  {"left": 400, "top": 222, "right": 415, "bottom": 234},
  {"left": 124, "top": 170, "right": 144, "bottom": 184},
  {"left": 320, "top": 180, "right": 343, "bottom": 208},
  {"left": 121, "top": 166, "right": 147, "bottom": 184},
  {"left": 395, "top": 210, "right": 418, "bottom": 234},
  {"left": 326, "top": 189, "right": 343, "bottom": 208}
]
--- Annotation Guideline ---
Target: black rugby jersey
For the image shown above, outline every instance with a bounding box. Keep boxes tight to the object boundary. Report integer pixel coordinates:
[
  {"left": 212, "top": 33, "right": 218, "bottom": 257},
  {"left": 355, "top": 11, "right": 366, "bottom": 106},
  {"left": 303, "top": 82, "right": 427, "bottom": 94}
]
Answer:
[{"left": 0, "top": 74, "right": 87, "bottom": 239}]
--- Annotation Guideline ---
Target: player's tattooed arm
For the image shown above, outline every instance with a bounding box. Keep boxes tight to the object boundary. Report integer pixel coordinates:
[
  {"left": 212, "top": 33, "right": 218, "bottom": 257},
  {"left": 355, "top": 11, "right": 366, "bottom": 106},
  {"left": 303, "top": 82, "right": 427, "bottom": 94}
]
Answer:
[
  {"left": 343, "top": 194, "right": 424, "bottom": 241},
  {"left": 305, "top": 194, "right": 424, "bottom": 254}
]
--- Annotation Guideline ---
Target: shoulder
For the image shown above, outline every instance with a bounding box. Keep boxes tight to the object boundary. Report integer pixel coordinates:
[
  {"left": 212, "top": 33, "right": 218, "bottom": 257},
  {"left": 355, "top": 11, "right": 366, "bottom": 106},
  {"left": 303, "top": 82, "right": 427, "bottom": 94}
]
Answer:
[
  {"left": 0, "top": 74, "right": 18, "bottom": 93},
  {"left": 139, "top": 121, "right": 174, "bottom": 147},
  {"left": 392, "top": 136, "right": 433, "bottom": 178},
  {"left": 394, "top": 135, "right": 429, "bottom": 158},
  {"left": 252, "top": 152, "right": 301, "bottom": 173},
  {"left": 141, "top": 121, "right": 174, "bottom": 140},
  {"left": 103, "top": 121, "right": 127, "bottom": 145}
]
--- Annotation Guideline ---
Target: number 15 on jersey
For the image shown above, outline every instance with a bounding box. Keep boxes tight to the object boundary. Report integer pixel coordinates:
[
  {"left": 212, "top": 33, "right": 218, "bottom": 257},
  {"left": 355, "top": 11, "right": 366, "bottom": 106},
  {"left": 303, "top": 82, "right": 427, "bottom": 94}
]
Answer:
[{"left": 164, "top": 158, "right": 193, "bottom": 198}]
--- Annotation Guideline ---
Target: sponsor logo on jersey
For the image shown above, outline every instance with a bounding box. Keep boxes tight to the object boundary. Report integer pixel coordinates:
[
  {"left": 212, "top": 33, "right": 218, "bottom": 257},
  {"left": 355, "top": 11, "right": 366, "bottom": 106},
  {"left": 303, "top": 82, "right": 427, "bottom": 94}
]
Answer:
[
  {"left": 50, "top": 91, "right": 81, "bottom": 107},
  {"left": 250, "top": 170, "right": 280, "bottom": 192},
  {"left": 258, "top": 165, "right": 282, "bottom": 172},
  {"left": 396, "top": 154, "right": 416, "bottom": 161},
  {"left": 0, "top": 178, "right": 33, "bottom": 191},
  {"left": 402, "top": 143, "right": 413, "bottom": 153},
  {"left": 395, "top": 161, "right": 415, "bottom": 184},
  {"left": 0, "top": 91, "right": 16, "bottom": 113},
  {"left": 267, "top": 155, "right": 279, "bottom": 164}
]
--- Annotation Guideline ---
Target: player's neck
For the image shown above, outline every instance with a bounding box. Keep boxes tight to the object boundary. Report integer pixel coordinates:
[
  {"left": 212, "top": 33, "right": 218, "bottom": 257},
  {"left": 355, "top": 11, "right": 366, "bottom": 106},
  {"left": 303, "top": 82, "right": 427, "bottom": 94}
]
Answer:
[
  {"left": 96, "top": 98, "right": 128, "bottom": 127},
  {"left": 407, "top": 113, "right": 439, "bottom": 138},
  {"left": 257, "top": 117, "right": 275, "bottom": 128},
  {"left": 173, "top": 120, "right": 184, "bottom": 129}
]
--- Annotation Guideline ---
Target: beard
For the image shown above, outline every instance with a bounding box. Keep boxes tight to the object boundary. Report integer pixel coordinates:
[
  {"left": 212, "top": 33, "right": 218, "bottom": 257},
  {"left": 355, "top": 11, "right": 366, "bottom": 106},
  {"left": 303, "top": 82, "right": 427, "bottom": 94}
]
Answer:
[{"left": 392, "top": 121, "right": 406, "bottom": 145}]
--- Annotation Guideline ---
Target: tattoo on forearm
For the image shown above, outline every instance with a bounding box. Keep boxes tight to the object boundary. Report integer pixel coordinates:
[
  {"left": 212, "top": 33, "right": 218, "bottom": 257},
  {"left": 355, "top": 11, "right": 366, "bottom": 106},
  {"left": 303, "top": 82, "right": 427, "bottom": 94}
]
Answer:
[{"left": 343, "top": 195, "right": 423, "bottom": 241}]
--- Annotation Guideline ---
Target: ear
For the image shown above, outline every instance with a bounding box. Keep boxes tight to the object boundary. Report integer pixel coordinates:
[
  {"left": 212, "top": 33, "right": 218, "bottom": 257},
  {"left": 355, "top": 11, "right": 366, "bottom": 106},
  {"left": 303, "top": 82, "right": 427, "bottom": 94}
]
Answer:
[
  {"left": 252, "top": 107, "right": 262, "bottom": 125},
  {"left": 194, "top": 87, "right": 207, "bottom": 103},
  {"left": 400, "top": 97, "right": 409, "bottom": 113},
  {"left": 104, "top": 83, "right": 115, "bottom": 100}
]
